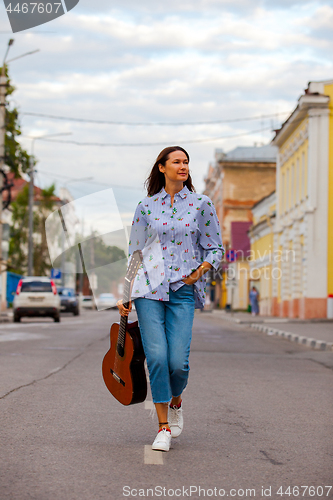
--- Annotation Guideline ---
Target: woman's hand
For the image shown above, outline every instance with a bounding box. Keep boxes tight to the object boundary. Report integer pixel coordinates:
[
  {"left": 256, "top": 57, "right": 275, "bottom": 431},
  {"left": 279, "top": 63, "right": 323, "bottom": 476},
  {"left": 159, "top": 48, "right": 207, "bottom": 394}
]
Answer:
[
  {"left": 183, "top": 262, "right": 213, "bottom": 285},
  {"left": 117, "top": 300, "right": 132, "bottom": 317},
  {"left": 182, "top": 277, "right": 195, "bottom": 285}
]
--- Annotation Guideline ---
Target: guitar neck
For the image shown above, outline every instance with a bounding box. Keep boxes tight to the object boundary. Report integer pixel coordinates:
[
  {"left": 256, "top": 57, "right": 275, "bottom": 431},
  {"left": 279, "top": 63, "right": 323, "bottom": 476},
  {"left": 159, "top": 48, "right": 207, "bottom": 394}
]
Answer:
[
  {"left": 122, "top": 277, "right": 131, "bottom": 309},
  {"left": 117, "top": 278, "right": 132, "bottom": 355}
]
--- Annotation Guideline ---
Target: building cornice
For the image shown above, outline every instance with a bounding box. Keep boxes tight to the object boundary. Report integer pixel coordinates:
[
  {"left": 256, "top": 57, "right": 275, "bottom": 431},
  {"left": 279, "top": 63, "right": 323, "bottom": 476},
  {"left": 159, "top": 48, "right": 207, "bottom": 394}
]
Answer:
[
  {"left": 249, "top": 214, "right": 275, "bottom": 238},
  {"left": 272, "top": 94, "right": 329, "bottom": 147},
  {"left": 218, "top": 161, "right": 276, "bottom": 169}
]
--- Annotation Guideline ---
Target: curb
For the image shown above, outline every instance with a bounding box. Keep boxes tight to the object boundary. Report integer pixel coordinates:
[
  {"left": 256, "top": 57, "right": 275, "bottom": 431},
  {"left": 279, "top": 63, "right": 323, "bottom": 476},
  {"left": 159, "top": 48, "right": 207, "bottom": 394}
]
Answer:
[
  {"left": 0, "top": 312, "right": 13, "bottom": 323},
  {"left": 250, "top": 323, "right": 333, "bottom": 352}
]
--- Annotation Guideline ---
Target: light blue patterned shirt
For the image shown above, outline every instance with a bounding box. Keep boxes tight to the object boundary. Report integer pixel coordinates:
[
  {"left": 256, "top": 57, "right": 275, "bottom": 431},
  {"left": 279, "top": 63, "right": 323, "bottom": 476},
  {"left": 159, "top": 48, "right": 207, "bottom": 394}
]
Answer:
[{"left": 128, "top": 185, "right": 224, "bottom": 309}]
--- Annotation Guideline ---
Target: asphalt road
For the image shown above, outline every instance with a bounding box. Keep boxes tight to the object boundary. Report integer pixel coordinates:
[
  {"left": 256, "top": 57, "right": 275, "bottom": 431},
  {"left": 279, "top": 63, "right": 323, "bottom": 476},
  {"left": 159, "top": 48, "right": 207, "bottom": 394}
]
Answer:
[{"left": 0, "top": 309, "right": 332, "bottom": 500}]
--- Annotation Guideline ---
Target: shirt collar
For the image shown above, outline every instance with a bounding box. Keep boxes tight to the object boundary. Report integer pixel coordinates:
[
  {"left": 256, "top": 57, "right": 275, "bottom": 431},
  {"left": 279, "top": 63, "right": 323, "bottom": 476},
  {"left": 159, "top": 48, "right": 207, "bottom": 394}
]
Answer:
[{"left": 160, "top": 185, "right": 190, "bottom": 199}]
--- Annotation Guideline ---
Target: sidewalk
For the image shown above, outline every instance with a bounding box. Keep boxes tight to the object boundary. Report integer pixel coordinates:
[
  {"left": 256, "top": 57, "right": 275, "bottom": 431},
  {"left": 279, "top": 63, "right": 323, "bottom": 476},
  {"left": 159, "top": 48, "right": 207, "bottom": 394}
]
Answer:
[
  {"left": 211, "top": 310, "right": 333, "bottom": 351},
  {"left": 0, "top": 310, "right": 12, "bottom": 323}
]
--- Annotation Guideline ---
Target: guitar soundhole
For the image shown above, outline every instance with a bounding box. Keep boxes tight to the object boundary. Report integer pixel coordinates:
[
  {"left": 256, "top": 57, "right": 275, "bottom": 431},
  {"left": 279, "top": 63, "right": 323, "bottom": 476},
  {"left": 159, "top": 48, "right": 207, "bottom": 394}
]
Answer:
[{"left": 117, "top": 345, "right": 124, "bottom": 357}]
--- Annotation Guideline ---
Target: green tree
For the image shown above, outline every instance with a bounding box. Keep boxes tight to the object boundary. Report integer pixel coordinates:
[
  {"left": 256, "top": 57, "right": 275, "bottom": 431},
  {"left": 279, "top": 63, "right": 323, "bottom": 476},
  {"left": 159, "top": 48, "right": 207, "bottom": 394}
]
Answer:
[
  {"left": 76, "top": 233, "right": 127, "bottom": 294},
  {"left": 8, "top": 183, "right": 57, "bottom": 276},
  {"left": 7, "top": 184, "right": 29, "bottom": 274},
  {"left": 1, "top": 66, "right": 32, "bottom": 177}
]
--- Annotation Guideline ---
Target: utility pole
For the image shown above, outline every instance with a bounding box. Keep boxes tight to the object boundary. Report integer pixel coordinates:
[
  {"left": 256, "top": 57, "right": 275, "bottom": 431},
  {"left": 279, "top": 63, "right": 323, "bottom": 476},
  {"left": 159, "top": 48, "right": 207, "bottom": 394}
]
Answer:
[
  {"left": 27, "top": 132, "right": 72, "bottom": 277},
  {"left": 27, "top": 144, "right": 35, "bottom": 275},
  {"left": 0, "top": 67, "right": 6, "bottom": 309}
]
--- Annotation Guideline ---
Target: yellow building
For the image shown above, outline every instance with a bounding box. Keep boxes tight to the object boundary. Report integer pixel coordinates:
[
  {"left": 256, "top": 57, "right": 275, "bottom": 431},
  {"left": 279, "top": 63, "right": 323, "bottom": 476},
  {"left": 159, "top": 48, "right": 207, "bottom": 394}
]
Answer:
[
  {"left": 271, "top": 79, "right": 333, "bottom": 318},
  {"left": 249, "top": 192, "right": 276, "bottom": 315}
]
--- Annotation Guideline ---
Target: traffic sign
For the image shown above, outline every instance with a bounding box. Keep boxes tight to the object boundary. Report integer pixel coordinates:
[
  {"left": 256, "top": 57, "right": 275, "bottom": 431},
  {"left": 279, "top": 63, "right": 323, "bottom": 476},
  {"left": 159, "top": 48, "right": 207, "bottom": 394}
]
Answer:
[
  {"left": 51, "top": 268, "right": 62, "bottom": 279},
  {"left": 226, "top": 249, "right": 237, "bottom": 262}
]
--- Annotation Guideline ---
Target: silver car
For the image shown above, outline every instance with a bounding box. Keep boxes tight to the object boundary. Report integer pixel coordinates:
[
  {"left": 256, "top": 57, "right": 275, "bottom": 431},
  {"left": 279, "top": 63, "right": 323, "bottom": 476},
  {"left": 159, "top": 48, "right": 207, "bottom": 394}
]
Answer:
[
  {"left": 13, "top": 277, "right": 61, "bottom": 322},
  {"left": 96, "top": 293, "right": 118, "bottom": 310}
]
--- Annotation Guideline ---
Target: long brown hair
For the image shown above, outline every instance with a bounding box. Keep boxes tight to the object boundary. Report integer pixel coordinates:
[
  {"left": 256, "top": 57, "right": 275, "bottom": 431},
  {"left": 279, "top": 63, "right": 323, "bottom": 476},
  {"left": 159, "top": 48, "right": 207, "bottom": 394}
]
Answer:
[{"left": 145, "top": 146, "right": 195, "bottom": 197}]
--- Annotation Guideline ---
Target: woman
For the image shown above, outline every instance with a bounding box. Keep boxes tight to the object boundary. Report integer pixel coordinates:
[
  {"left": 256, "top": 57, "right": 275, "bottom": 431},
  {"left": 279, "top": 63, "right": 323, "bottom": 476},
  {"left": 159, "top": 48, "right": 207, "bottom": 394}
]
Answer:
[
  {"left": 249, "top": 286, "right": 259, "bottom": 316},
  {"left": 117, "top": 146, "right": 224, "bottom": 452}
]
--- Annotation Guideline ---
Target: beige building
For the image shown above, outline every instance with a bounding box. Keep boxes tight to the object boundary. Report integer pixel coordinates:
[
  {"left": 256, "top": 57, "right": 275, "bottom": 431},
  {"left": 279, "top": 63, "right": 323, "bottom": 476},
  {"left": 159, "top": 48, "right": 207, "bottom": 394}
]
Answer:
[
  {"left": 204, "top": 145, "right": 277, "bottom": 309},
  {"left": 204, "top": 145, "right": 276, "bottom": 249}
]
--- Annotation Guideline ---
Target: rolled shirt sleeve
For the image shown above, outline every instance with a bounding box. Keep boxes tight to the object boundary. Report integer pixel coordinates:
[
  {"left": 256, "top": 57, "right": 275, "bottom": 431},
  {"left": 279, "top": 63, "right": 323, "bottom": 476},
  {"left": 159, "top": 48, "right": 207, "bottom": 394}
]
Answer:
[{"left": 128, "top": 202, "right": 148, "bottom": 259}]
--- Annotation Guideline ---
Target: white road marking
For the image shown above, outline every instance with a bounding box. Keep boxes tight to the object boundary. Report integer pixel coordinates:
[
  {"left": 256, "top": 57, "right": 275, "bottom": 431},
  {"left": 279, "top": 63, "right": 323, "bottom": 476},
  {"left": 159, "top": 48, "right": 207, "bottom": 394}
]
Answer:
[
  {"left": 41, "top": 320, "right": 85, "bottom": 328},
  {"left": 0, "top": 333, "right": 46, "bottom": 342},
  {"left": 143, "top": 400, "right": 165, "bottom": 464},
  {"left": 144, "top": 445, "right": 164, "bottom": 465},
  {"left": 0, "top": 323, "right": 50, "bottom": 329},
  {"left": 145, "top": 400, "right": 154, "bottom": 410},
  {"left": 0, "top": 320, "right": 85, "bottom": 330}
]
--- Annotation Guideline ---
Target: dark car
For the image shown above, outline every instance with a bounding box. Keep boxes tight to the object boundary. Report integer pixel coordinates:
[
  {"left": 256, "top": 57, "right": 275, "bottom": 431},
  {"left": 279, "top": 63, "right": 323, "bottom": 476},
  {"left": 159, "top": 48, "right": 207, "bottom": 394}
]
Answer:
[{"left": 58, "top": 287, "right": 79, "bottom": 315}]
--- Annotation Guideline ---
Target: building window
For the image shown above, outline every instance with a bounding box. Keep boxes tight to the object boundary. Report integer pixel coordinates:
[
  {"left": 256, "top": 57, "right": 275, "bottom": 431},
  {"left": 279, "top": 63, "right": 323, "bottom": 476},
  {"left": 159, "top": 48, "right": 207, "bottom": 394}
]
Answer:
[
  {"left": 306, "top": 147, "right": 309, "bottom": 198},
  {"left": 291, "top": 163, "right": 295, "bottom": 207},
  {"left": 281, "top": 172, "right": 285, "bottom": 212},
  {"left": 300, "top": 243, "right": 304, "bottom": 295},
  {"left": 301, "top": 152, "right": 305, "bottom": 199},
  {"left": 287, "top": 241, "right": 293, "bottom": 297},
  {"left": 296, "top": 157, "right": 300, "bottom": 204},
  {"left": 286, "top": 168, "right": 290, "bottom": 211}
]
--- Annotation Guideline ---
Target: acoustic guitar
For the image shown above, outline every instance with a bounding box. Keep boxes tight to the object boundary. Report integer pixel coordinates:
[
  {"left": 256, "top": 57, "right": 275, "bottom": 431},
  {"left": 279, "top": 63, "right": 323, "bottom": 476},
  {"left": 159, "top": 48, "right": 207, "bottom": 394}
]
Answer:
[{"left": 102, "top": 250, "right": 147, "bottom": 405}]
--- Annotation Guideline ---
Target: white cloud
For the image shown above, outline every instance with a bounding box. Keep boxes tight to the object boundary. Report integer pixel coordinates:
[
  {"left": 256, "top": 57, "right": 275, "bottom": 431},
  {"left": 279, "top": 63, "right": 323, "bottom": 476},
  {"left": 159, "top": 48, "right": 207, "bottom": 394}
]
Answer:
[{"left": 0, "top": 0, "right": 331, "bottom": 201}]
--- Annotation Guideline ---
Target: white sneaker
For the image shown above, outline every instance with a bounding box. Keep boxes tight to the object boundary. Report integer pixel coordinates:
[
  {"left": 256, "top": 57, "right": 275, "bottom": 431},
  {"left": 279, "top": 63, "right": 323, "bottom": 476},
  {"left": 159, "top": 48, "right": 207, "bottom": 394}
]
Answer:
[
  {"left": 152, "top": 428, "right": 172, "bottom": 452},
  {"left": 169, "top": 404, "right": 183, "bottom": 438}
]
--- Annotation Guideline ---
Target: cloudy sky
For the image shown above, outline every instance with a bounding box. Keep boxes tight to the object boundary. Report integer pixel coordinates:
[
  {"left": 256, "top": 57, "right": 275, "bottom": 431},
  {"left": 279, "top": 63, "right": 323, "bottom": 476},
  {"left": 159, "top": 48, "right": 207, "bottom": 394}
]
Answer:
[{"left": 1, "top": 0, "right": 333, "bottom": 217}]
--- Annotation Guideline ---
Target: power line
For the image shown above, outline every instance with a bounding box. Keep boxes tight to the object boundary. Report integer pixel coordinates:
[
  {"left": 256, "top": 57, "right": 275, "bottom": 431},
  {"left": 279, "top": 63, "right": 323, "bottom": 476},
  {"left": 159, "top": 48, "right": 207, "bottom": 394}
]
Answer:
[
  {"left": 37, "top": 169, "right": 142, "bottom": 190},
  {"left": 21, "top": 110, "right": 291, "bottom": 127},
  {"left": 31, "top": 125, "right": 274, "bottom": 148},
  {"left": 27, "top": 111, "right": 327, "bottom": 148}
]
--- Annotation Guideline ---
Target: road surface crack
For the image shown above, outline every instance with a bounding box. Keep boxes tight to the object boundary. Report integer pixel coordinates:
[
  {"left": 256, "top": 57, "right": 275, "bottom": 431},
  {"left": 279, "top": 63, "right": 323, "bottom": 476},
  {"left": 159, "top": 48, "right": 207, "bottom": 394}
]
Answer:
[
  {"left": 306, "top": 358, "right": 333, "bottom": 371},
  {"left": 0, "top": 334, "right": 109, "bottom": 400},
  {"left": 260, "top": 450, "right": 283, "bottom": 465}
]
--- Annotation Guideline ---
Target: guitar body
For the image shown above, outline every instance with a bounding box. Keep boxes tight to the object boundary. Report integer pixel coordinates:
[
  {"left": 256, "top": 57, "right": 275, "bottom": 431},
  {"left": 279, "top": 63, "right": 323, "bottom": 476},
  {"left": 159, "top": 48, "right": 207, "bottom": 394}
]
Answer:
[{"left": 102, "top": 320, "right": 147, "bottom": 405}]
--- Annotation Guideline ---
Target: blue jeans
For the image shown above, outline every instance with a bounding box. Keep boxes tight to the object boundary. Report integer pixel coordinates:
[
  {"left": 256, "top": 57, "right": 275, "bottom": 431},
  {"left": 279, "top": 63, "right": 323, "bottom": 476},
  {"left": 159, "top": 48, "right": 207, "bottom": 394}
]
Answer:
[{"left": 134, "top": 285, "right": 195, "bottom": 403}]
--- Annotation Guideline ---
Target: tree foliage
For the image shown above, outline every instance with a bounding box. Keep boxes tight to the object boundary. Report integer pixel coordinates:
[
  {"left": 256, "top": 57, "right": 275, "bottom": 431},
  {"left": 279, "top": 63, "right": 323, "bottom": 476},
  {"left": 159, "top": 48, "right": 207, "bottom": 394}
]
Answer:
[
  {"left": 8, "top": 183, "right": 57, "bottom": 276},
  {"left": 85, "top": 237, "right": 127, "bottom": 294},
  {"left": 54, "top": 232, "right": 127, "bottom": 294},
  {"left": 1, "top": 65, "right": 32, "bottom": 176},
  {"left": 7, "top": 184, "right": 29, "bottom": 274}
]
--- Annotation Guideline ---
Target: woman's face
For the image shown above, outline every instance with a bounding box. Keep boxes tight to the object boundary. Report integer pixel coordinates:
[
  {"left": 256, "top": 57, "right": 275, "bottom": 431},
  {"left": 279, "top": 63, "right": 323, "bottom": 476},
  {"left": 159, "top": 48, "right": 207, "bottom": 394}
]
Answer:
[{"left": 159, "top": 150, "right": 189, "bottom": 184}]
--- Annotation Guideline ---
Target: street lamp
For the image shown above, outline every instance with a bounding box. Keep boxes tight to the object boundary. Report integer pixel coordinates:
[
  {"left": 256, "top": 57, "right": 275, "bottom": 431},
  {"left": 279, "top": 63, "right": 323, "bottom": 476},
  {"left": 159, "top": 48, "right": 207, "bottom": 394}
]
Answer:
[
  {"left": 6, "top": 49, "right": 40, "bottom": 64},
  {"left": 27, "top": 132, "right": 72, "bottom": 276},
  {"left": 2, "top": 39, "right": 14, "bottom": 68}
]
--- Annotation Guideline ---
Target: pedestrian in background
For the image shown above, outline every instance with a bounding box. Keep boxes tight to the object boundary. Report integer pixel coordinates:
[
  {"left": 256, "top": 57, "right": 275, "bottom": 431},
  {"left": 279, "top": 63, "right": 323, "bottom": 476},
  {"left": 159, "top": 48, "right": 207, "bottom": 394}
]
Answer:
[
  {"left": 249, "top": 286, "right": 259, "bottom": 316},
  {"left": 117, "top": 146, "right": 224, "bottom": 452}
]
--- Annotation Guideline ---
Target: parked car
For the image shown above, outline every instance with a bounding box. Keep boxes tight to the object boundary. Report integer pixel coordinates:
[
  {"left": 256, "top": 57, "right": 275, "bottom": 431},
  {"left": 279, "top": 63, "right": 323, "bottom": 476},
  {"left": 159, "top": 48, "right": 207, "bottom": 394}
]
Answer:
[
  {"left": 80, "top": 295, "right": 94, "bottom": 309},
  {"left": 57, "top": 287, "right": 79, "bottom": 315},
  {"left": 13, "top": 277, "right": 61, "bottom": 322},
  {"left": 96, "top": 293, "right": 117, "bottom": 310}
]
